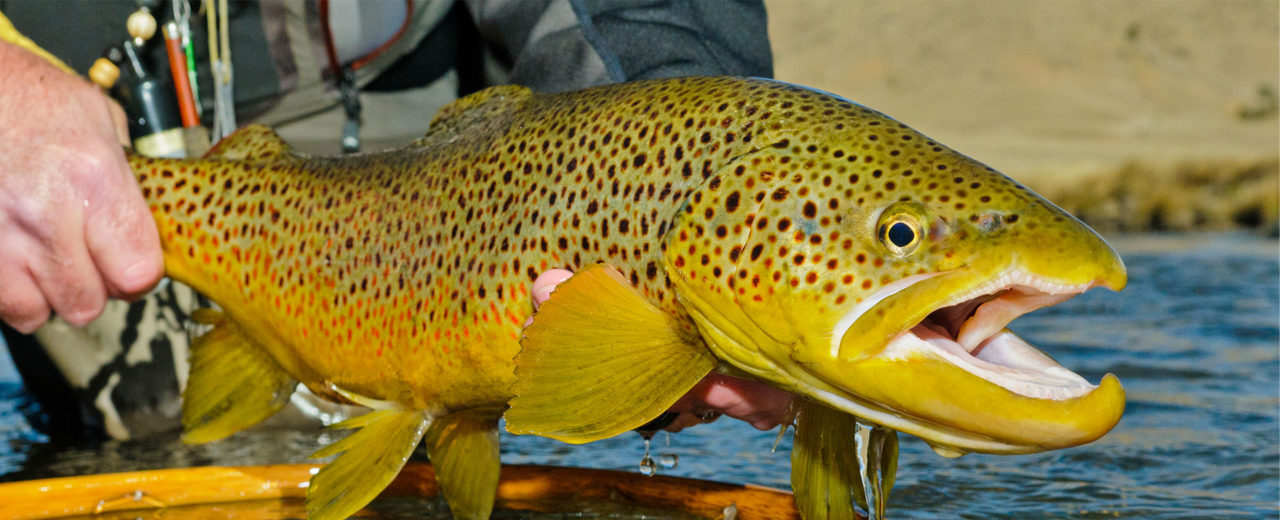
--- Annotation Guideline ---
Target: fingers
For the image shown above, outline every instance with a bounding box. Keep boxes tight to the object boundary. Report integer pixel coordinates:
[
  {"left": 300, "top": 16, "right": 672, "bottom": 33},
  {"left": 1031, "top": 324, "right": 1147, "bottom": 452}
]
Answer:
[
  {"left": 697, "top": 374, "right": 794, "bottom": 430},
  {"left": 662, "top": 412, "right": 717, "bottom": 433},
  {"left": 668, "top": 373, "right": 795, "bottom": 431},
  {"left": 0, "top": 173, "right": 108, "bottom": 329},
  {"left": 107, "top": 99, "right": 131, "bottom": 147},
  {"left": 0, "top": 46, "right": 163, "bottom": 331},
  {"left": 0, "top": 243, "right": 51, "bottom": 334},
  {"left": 525, "top": 269, "right": 574, "bottom": 326},
  {"left": 81, "top": 146, "right": 163, "bottom": 299},
  {"left": 27, "top": 217, "right": 108, "bottom": 327},
  {"left": 531, "top": 268, "right": 574, "bottom": 309}
]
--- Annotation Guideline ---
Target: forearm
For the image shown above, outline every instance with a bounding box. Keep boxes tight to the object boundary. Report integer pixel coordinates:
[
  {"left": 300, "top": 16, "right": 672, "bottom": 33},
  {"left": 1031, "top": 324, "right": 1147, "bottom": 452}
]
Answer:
[
  {"left": 464, "top": 0, "right": 773, "bottom": 93},
  {"left": 576, "top": 0, "right": 773, "bottom": 81}
]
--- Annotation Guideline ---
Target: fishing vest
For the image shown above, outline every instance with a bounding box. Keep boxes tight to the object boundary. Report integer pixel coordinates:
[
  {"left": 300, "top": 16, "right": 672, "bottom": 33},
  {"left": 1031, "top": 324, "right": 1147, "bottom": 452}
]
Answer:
[{"left": 4, "top": 0, "right": 458, "bottom": 126}]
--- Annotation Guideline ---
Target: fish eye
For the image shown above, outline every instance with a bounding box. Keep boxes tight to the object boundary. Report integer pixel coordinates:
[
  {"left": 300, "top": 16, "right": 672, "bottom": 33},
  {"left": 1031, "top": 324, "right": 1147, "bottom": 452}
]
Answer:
[
  {"left": 888, "top": 221, "right": 915, "bottom": 247},
  {"left": 879, "top": 215, "right": 922, "bottom": 256}
]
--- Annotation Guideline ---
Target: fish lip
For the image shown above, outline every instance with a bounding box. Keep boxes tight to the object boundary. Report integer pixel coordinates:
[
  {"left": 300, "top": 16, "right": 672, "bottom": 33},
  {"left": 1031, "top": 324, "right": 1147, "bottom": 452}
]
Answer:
[
  {"left": 827, "top": 271, "right": 949, "bottom": 357},
  {"left": 838, "top": 267, "right": 1100, "bottom": 400}
]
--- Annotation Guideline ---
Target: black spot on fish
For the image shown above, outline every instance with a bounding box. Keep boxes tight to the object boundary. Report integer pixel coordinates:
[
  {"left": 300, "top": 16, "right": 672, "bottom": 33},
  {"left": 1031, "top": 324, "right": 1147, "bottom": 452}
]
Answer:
[
  {"left": 802, "top": 201, "right": 817, "bottom": 219},
  {"left": 725, "top": 192, "right": 740, "bottom": 213}
]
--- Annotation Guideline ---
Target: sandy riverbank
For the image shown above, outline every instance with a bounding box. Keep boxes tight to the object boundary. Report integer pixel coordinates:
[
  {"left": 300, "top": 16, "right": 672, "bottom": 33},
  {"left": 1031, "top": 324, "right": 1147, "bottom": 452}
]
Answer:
[{"left": 766, "top": 0, "right": 1278, "bottom": 233}]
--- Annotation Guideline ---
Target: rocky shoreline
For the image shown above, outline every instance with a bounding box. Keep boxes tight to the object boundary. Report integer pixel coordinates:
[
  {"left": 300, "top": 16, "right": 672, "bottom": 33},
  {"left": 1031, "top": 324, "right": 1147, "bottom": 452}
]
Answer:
[
  {"left": 1031, "top": 158, "right": 1278, "bottom": 236},
  {"left": 767, "top": 0, "right": 1278, "bottom": 235}
]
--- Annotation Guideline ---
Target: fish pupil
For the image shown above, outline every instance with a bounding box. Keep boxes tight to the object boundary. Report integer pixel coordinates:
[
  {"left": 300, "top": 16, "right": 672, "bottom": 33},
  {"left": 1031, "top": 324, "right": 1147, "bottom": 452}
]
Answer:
[{"left": 888, "top": 221, "right": 915, "bottom": 247}]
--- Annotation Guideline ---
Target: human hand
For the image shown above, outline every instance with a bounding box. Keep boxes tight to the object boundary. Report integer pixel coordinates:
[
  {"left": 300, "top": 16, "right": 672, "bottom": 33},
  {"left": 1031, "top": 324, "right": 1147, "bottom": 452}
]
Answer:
[
  {"left": 0, "top": 41, "right": 163, "bottom": 333},
  {"left": 530, "top": 269, "right": 795, "bottom": 433}
]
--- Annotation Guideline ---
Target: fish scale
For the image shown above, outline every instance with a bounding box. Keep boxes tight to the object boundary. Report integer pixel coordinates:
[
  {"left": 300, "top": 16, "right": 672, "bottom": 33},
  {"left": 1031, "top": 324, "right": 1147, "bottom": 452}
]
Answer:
[{"left": 128, "top": 76, "right": 1127, "bottom": 519}]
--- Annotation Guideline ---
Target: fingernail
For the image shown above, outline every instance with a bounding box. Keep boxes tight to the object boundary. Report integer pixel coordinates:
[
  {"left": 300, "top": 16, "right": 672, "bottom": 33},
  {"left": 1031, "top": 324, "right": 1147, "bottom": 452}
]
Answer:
[
  {"left": 532, "top": 283, "right": 556, "bottom": 304},
  {"left": 118, "top": 256, "right": 162, "bottom": 293}
]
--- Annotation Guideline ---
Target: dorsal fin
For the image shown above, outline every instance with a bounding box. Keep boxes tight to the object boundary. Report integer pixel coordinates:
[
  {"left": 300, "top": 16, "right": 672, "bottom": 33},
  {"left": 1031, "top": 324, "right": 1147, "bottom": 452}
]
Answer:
[
  {"left": 204, "top": 123, "right": 294, "bottom": 161},
  {"left": 414, "top": 85, "right": 532, "bottom": 146}
]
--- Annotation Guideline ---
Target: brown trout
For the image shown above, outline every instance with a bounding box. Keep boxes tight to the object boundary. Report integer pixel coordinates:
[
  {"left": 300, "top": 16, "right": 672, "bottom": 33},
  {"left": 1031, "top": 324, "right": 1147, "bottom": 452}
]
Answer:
[{"left": 129, "top": 76, "right": 1126, "bottom": 519}]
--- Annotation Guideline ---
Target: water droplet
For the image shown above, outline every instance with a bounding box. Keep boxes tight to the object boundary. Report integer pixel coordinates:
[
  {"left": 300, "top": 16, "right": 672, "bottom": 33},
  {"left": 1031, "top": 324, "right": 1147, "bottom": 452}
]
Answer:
[
  {"left": 638, "top": 456, "right": 656, "bottom": 476},
  {"left": 927, "top": 442, "right": 967, "bottom": 458},
  {"left": 637, "top": 437, "right": 657, "bottom": 476},
  {"left": 854, "top": 419, "right": 898, "bottom": 520},
  {"left": 659, "top": 453, "right": 679, "bottom": 469}
]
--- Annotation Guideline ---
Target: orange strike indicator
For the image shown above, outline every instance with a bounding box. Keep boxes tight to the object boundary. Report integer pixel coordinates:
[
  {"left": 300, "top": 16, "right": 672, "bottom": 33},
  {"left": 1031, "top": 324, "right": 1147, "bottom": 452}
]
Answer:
[{"left": 163, "top": 21, "right": 199, "bottom": 128}]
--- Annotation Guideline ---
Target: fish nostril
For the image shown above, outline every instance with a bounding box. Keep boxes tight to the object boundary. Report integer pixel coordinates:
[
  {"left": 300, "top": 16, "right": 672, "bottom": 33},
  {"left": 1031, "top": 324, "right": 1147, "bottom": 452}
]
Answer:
[{"left": 973, "top": 213, "right": 1005, "bottom": 233}]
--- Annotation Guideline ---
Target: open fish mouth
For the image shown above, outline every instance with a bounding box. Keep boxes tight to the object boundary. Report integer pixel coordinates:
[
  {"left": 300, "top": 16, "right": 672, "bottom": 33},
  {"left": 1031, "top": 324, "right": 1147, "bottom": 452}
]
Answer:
[
  {"left": 887, "top": 271, "right": 1096, "bottom": 401},
  {"left": 803, "top": 265, "right": 1125, "bottom": 455}
]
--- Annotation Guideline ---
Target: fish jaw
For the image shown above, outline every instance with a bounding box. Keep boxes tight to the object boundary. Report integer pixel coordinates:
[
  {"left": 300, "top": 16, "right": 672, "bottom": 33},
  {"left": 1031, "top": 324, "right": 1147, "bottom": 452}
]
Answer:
[
  {"left": 797, "top": 353, "right": 1125, "bottom": 456},
  {"left": 796, "top": 240, "right": 1128, "bottom": 454}
]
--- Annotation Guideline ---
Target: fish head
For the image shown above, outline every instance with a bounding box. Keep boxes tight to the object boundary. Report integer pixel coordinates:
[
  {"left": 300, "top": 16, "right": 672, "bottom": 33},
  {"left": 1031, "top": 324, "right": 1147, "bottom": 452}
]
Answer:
[{"left": 664, "top": 80, "right": 1126, "bottom": 456}]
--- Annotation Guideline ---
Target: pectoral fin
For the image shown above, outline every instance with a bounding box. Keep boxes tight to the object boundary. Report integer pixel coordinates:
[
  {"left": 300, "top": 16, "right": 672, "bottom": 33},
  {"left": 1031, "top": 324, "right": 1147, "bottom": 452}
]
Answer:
[
  {"left": 307, "top": 409, "right": 431, "bottom": 520},
  {"left": 181, "top": 309, "right": 298, "bottom": 444},
  {"left": 791, "top": 399, "right": 863, "bottom": 520},
  {"left": 505, "top": 264, "right": 716, "bottom": 443},
  {"left": 425, "top": 410, "right": 501, "bottom": 520}
]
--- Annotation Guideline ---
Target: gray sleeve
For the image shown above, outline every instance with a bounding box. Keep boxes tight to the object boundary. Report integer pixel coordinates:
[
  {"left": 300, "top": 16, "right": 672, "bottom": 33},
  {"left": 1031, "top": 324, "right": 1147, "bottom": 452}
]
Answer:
[
  {"left": 581, "top": 0, "right": 773, "bottom": 81},
  {"left": 464, "top": 0, "right": 772, "bottom": 93}
]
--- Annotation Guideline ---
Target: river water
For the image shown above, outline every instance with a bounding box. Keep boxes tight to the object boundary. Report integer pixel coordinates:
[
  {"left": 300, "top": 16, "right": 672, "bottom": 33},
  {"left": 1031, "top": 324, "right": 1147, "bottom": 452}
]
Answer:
[{"left": 0, "top": 232, "right": 1275, "bottom": 519}]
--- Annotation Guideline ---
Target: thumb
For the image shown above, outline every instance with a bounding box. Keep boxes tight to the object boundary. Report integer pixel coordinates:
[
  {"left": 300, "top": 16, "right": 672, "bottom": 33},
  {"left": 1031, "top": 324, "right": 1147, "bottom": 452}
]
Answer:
[
  {"left": 108, "top": 99, "right": 130, "bottom": 147},
  {"left": 531, "top": 269, "right": 574, "bottom": 309}
]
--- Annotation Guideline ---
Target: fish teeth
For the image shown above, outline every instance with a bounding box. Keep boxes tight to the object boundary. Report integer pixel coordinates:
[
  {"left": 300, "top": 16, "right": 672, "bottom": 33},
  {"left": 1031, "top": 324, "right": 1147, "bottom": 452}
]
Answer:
[
  {"left": 936, "top": 270, "right": 1094, "bottom": 315},
  {"left": 886, "top": 329, "right": 1094, "bottom": 401}
]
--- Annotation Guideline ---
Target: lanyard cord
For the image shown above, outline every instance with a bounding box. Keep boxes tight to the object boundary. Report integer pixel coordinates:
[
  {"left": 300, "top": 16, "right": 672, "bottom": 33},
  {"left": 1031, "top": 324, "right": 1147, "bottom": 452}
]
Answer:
[
  {"left": 317, "top": 0, "right": 414, "bottom": 153},
  {"left": 206, "top": 0, "right": 236, "bottom": 141}
]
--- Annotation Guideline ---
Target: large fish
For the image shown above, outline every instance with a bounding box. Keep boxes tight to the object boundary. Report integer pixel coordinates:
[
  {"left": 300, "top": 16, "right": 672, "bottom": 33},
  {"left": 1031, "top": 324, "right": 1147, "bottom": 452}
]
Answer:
[{"left": 130, "top": 76, "right": 1126, "bottom": 519}]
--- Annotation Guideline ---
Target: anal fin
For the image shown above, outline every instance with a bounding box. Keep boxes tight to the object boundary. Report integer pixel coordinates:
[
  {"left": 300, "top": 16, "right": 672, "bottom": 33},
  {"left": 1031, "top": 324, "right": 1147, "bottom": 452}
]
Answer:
[
  {"left": 791, "top": 399, "right": 863, "bottom": 520},
  {"left": 505, "top": 264, "right": 716, "bottom": 443},
  {"left": 307, "top": 409, "right": 430, "bottom": 520},
  {"left": 425, "top": 410, "right": 501, "bottom": 520},
  {"left": 181, "top": 309, "right": 298, "bottom": 444}
]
